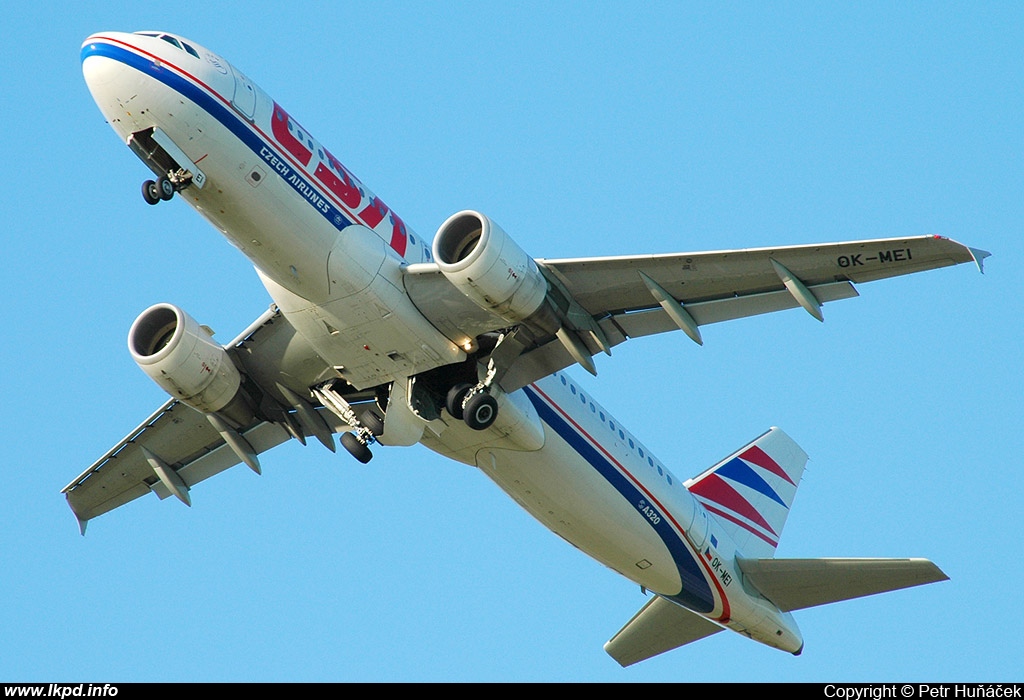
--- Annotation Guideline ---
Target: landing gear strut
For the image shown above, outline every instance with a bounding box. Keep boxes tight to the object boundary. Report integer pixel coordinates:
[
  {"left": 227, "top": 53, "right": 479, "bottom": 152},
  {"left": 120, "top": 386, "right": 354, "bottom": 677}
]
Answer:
[{"left": 312, "top": 381, "right": 379, "bottom": 463}]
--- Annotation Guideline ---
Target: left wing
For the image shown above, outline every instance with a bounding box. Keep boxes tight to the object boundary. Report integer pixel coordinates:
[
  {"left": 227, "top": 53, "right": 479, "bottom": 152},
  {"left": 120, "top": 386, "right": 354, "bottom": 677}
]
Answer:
[
  {"left": 62, "top": 306, "right": 352, "bottom": 533},
  {"left": 406, "top": 234, "right": 987, "bottom": 391},
  {"left": 63, "top": 397, "right": 292, "bottom": 531}
]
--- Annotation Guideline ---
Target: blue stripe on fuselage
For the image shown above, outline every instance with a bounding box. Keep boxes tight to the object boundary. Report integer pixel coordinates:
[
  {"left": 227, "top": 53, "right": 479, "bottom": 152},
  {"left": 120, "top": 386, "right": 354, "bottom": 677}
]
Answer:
[
  {"left": 523, "top": 385, "right": 714, "bottom": 613},
  {"left": 81, "top": 40, "right": 354, "bottom": 232}
]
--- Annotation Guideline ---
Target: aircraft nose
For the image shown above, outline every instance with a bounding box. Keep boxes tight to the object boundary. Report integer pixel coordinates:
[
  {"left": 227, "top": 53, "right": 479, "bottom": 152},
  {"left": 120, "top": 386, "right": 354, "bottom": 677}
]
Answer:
[
  {"left": 81, "top": 34, "right": 151, "bottom": 139},
  {"left": 81, "top": 32, "right": 143, "bottom": 89},
  {"left": 82, "top": 34, "right": 123, "bottom": 86},
  {"left": 82, "top": 48, "right": 118, "bottom": 89}
]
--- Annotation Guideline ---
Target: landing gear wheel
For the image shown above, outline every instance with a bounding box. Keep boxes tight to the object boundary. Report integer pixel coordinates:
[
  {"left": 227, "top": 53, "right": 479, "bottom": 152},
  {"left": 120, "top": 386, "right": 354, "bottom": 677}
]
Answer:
[
  {"left": 446, "top": 383, "right": 474, "bottom": 420},
  {"left": 142, "top": 180, "right": 160, "bottom": 205},
  {"left": 157, "top": 175, "right": 175, "bottom": 201},
  {"left": 341, "top": 432, "right": 372, "bottom": 463},
  {"left": 361, "top": 408, "right": 385, "bottom": 437},
  {"left": 463, "top": 392, "right": 498, "bottom": 431}
]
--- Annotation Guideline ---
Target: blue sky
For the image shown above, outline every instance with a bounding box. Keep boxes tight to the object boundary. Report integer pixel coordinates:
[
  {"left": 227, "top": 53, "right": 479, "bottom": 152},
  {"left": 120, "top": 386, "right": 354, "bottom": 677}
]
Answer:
[{"left": 3, "top": 1, "right": 1021, "bottom": 683}]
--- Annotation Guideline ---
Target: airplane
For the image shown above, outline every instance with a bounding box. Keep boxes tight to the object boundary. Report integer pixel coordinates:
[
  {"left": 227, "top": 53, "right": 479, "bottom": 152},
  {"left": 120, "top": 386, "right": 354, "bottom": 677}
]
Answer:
[{"left": 66, "top": 30, "right": 989, "bottom": 666}]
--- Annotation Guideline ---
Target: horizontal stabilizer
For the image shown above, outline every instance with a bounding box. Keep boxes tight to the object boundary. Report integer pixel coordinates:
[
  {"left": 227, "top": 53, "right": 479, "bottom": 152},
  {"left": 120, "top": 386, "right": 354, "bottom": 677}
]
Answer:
[
  {"left": 604, "top": 595, "right": 723, "bottom": 667},
  {"left": 736, "top": 557, "right": 948, "bottom": 612}
]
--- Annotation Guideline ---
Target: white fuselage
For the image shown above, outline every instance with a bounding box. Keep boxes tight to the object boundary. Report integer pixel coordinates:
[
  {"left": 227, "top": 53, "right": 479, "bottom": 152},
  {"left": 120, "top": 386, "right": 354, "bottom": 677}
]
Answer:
[{"left": 82, "top": 31, "right": 801, "bottom": 653}]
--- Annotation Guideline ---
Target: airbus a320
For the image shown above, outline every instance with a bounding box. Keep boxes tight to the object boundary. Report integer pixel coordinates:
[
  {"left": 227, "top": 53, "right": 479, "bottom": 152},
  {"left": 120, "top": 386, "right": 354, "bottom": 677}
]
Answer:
[{"left": 66, "top": 31, "right": 989, "bottom": 665}]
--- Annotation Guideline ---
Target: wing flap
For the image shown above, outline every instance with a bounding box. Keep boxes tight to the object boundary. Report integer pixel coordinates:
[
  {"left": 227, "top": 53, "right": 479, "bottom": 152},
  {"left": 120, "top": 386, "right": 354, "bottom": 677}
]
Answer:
[
  {"left": 736, "top": 557, "right": 949, "bottom": 612},
  {"left": 610, "top": 280, "right": 858, "bottom": 341},
  {"left": 604, "top": 595, "right": 723, "bottom": 667}
]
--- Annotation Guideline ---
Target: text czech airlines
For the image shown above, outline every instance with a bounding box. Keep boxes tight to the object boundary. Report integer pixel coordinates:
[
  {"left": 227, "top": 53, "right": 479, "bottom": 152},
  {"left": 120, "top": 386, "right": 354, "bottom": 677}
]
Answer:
[{"left": 268, "top": 103, "right": 409, "bottom": 257}]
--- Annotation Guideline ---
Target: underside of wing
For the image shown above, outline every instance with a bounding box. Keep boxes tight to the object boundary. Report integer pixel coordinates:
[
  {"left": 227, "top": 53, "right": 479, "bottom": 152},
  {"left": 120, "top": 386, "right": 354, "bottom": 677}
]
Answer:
[
  {"left": 405, "top": 233, "right": 987, "bottom": 393},
  {"left": 539, "top": 235, "right": 986, "bottom": 319},
  {"left": 63, "top": 400, "right": 294, "bottom": 529},
  {"left": 604, "top": 595, "right": 724, "bottom": 667},
  {"left": 63, "top": 305, "right": 355, "bottom": 532},
  {"left": 736, "top": 557, "right": 949, "bottom": 612}
]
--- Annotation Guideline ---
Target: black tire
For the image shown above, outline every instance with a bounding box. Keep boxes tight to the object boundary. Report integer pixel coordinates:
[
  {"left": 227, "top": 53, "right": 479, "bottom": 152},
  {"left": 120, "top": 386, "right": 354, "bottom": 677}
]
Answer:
[
  {"left": 446, "top": 383, "right": 474, "bottom": 420},
  {"left": 341, "top": 432, "right": 372, "bottom": 463},
  {"left": 142, "top": 180, "right": 160, "bottom": 205},
  {"left": 361, "top": 409, "right": 385, "bottom": 436},
  {"left": 463, "top": 392, "right": 498, "bottom": 431},
  {"left": 157, "top": 175, "right": 175, "bottom": 201}
]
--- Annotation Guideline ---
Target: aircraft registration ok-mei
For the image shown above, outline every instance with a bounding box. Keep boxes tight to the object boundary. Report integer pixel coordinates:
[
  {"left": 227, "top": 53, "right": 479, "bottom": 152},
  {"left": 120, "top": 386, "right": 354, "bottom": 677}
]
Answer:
[{"left": 67, "top": 30, "right": 989, "bottom": 665}]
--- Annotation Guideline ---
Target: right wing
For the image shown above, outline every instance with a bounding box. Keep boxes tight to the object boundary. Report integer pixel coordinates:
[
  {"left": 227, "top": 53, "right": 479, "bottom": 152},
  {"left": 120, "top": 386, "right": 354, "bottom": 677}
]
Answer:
[{"left": 406, "top": 234, "right": 988, "bottom": 392}]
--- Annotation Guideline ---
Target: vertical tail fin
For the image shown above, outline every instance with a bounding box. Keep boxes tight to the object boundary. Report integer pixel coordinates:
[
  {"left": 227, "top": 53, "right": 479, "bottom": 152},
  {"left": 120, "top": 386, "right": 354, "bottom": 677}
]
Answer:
[{"left": 685, "top": 427, "right": 807, "bottom": 558}]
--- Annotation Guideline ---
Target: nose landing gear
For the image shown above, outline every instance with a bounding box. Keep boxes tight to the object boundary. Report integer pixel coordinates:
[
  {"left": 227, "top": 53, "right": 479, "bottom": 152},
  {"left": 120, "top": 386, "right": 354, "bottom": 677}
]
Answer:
[{"left": 142, "top": 170, "right": 191, "bottom": 205}]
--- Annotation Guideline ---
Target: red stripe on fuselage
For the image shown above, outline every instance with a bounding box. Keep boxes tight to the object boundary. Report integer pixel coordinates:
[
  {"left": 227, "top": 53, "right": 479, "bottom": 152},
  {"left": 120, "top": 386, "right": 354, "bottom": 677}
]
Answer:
[{"left": 91, "top": 35, "right": 409, "bottom": 259}]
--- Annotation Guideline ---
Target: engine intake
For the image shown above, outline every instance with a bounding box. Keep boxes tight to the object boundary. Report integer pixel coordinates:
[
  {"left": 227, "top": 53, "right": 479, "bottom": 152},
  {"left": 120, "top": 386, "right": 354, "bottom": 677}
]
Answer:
[
  {"left": 433, "top": 210, "right": 549, "bottom": 325},
  {"left": 129, "top": 303, "right": 253, "bottom": 425}
]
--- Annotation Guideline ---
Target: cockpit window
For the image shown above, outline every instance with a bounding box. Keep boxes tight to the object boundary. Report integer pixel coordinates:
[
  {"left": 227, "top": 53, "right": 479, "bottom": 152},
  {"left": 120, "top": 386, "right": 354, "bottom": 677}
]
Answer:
[
  {"left": 160, "top": 35, "right": 183, "bottom": 50},
  {"left": 135, "top": 32, "right": 200, "bottom": 59}
]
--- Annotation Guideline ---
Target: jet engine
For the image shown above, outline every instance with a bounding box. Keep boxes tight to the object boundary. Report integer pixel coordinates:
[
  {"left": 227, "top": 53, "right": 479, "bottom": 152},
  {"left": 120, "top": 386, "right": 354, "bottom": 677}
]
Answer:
[
  {"left": 432, "top": 210, "right": 551, "bottom": 326},
  {"left": 128, "top": 303, "right": 254, "bottom": 426}
]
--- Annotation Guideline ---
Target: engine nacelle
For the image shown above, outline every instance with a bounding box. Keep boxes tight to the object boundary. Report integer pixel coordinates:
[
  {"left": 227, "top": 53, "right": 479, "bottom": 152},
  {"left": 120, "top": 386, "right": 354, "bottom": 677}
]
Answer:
[
  {"left": 432, "top": 210, "right": 549, "bottom": 325},
  {"left": 128, "top": 303, "right": 252, "bottom": 424}
]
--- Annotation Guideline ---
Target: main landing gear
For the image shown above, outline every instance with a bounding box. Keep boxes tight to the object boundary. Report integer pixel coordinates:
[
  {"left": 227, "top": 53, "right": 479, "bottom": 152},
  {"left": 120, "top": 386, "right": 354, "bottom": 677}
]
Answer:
[
  {"left": 446, "top": 383, "right": 498, "bottom": 431},
  {"left": 312, "top": 383, "right": 385, "bottom": 464}
]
